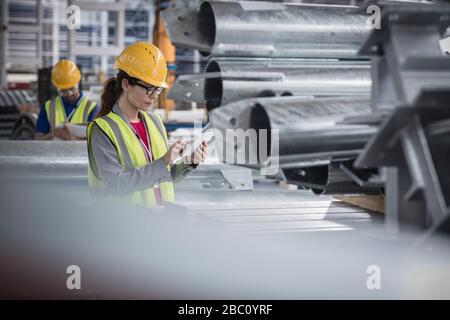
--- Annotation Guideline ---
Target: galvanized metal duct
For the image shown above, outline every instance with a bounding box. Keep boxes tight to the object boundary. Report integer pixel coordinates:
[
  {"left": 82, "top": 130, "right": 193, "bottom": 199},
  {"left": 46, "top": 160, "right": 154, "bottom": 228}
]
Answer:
[
  {"left": 209, "top": 96, "right": 313, "bottom": 134},
  {"left": 0, "top": 141, "right": 88, "bottom": 183},
  {"left": 204, "top": 58, "right": 371, "bottom": 110},
  {"left": 236, "top": 96, "right": 378, "bottom": 169},
  {"left": 210, "top": 96, "right": 315, "bottom": 165},
  {"left": 161, "top": 1, "right": 371, "bottom": 59}
]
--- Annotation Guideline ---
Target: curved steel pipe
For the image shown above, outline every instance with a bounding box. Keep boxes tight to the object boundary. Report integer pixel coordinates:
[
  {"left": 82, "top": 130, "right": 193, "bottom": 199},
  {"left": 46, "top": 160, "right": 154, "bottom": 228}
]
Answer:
[
  {"left": 162, "top": 1, "right": 371, "bottom": 59},
  {"left": 237, "top": 96, "right": 377, "bottom": 167},
  {"left": 210, "top": 96, "right": 315, "bottom": 165},
  {"left": 209, "top": 95, "right": 314, "bottom": 134},
  {"left": 204, "top": 58, "right": 371, "bottom": 110}
]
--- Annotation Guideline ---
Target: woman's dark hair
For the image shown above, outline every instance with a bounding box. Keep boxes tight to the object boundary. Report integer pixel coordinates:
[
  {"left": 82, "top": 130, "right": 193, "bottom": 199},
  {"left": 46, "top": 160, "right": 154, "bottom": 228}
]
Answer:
[{"left": 97, "top": 70, "right": 133, "bottom": 118}]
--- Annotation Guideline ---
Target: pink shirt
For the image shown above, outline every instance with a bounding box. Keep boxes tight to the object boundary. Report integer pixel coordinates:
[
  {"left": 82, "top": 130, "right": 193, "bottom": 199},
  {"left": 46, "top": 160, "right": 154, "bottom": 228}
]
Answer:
[
  {"left": 130, "top": 120, "right": 150, "bottom": 157},
  {"left": 130, "top": 120, "right": 162, "bottom": 205}
]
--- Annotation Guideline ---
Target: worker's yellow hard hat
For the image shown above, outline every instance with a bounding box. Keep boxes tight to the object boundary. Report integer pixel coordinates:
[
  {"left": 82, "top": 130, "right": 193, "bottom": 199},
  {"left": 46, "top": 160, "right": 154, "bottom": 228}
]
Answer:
[
  {"left": 113, "top": 41, "right": 169, "bottom": 88},
  {"left": 51, "top": 59, "right": 81, "bottom": 89}
]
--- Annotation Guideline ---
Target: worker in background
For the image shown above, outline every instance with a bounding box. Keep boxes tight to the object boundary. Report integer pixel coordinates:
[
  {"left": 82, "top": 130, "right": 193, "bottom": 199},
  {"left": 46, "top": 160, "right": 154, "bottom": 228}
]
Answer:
[
  {"left": 87, "top": 41, "right": 207, "bottom": 207},
  {"left": 35, "top": 59, "right": 98, "bottom": 140}
]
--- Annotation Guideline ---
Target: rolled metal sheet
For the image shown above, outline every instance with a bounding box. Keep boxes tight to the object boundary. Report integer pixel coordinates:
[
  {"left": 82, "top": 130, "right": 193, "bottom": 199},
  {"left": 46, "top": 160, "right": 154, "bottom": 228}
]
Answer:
[
  {"left": 162, "top": 1, "right": 371, "bottom": 59},
  {"left": 204, "top": 58, "right": 371, "bottom": 110},
  {"left": 209, "top": 95, "right": 315, "bottom": 133},
  {"left": 236, "top": 96, "right": 378, "bottom": 168},
  {"left": 209, "top": 96, "right": 315, "bottom": 165}
]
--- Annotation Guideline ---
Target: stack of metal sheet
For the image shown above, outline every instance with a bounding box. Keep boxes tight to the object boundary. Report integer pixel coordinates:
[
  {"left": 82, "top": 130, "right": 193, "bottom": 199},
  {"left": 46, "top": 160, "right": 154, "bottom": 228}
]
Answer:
[
  {"left": 0, "top": 90, "right": 35, "bottom": 139},
  {"left": 0, "top": 141, "right": 88, "bottom": 184}
]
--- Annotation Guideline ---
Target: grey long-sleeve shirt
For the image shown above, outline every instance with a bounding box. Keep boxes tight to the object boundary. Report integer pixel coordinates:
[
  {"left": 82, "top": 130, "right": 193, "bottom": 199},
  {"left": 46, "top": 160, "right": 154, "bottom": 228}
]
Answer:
[{"left": 88, "top": 105, "right": 196, "bottom": 196}]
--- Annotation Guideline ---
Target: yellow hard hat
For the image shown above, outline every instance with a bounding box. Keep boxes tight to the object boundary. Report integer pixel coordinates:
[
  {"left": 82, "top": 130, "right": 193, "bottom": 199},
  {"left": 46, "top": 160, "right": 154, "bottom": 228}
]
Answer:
[
  {"left": 51, "top": 59, "right": 81, "bottom": 89},
  {"left": 113, "top": 41, "right": 169, "bottom": 88}
]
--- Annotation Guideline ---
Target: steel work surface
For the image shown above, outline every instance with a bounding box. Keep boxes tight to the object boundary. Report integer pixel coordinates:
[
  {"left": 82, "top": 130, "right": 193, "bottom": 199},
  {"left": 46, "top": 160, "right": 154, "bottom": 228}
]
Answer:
[{"left": 175, "top": 182, "right": 384, "bottom": 235}]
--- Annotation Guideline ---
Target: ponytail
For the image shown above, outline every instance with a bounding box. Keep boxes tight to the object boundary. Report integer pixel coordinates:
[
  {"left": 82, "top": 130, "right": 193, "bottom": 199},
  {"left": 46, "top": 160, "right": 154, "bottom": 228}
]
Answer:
[{"left": 96, "top": 70, "right": 129, "bottom": 118}]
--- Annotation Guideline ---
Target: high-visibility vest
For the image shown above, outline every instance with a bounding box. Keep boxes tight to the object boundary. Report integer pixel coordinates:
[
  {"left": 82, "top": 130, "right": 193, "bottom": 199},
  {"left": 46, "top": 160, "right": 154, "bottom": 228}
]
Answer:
[
  {"left": 45, "top": 96, "right": 97, "bottom": 129},
  {"left": 87, "top": 111, "right": 175, "bottom": 207}
]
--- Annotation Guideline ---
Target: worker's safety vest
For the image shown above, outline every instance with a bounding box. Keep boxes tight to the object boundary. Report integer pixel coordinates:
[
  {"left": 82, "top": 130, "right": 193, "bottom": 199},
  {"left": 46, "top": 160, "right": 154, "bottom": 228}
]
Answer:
[
  {"left": 87, "top": 111, "right": 175, "bottom": 207},
  {"left": 45, "top": 96, "right": 97, "bottom": 129}
]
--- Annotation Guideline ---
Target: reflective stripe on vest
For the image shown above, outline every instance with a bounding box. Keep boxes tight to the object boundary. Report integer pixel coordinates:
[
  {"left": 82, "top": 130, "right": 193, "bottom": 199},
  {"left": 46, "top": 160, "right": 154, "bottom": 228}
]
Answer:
[
  {"left": 87, "top": 111, "right": 175, "bottom": 207},
  {"left": 45, "top": 96, "right": 97, "bottom": 130}
]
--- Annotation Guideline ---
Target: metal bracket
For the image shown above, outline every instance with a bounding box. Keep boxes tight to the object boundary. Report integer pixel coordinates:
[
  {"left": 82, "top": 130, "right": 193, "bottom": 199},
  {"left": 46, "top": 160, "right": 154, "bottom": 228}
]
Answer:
[
  {"left": 220, "top": 169, "right": 253, "bottom": 191},
  {"left": 355, "top": 3, "right": 450, "bottom": 234}
]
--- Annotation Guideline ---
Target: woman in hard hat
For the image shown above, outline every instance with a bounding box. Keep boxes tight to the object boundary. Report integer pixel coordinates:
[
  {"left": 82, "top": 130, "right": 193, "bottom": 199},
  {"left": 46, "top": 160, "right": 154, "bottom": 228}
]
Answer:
[
  {"left": 87, "top": 42, "right": 207, "bottom": 206},
  {"left": 35, "top": 59, "right": 98, "bottom": 140}
]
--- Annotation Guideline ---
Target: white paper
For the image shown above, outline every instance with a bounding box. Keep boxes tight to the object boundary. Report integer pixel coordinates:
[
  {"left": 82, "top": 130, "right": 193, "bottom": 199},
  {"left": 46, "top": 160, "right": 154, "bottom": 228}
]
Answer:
[{"left": 64, "top": 124, "right": 87, "bottom": 138}]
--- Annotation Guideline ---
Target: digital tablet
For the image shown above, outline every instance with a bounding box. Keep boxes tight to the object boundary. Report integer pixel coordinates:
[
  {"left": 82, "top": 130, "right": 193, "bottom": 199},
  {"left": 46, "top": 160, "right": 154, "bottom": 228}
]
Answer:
[{"left": 174, "top": 123, "right": 213, "bottom": 164}]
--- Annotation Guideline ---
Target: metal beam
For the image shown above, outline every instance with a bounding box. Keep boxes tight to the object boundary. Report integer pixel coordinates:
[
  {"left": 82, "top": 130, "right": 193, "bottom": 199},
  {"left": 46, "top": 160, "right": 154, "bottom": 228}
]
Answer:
[
  {"left": 51, "top": 0, "right": 59, "bottom": 65},
  {"left": 36, "top": 0, "right": 43, "bottom": 68},
  {"left": 67, "top": 0, "right": 125, "bottom": 65},
  {"left": 71, "top": 1, "right": 124, "bottom": 12},
  {"left": 71, "top": 46, "right": 123, "bottom": 57},
  {"left": 0, "top": 0, "right": 8, "bottom": 88}
]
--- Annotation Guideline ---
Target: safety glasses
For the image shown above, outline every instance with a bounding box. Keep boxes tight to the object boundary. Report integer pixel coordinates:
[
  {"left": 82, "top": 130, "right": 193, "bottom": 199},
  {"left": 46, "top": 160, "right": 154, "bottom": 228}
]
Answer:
[
  {"left": 58, "top": 87, "right": 78, "bottom": 95},
  {"left": 129, "top": 79, "right": 163, "bottom": 96}
]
